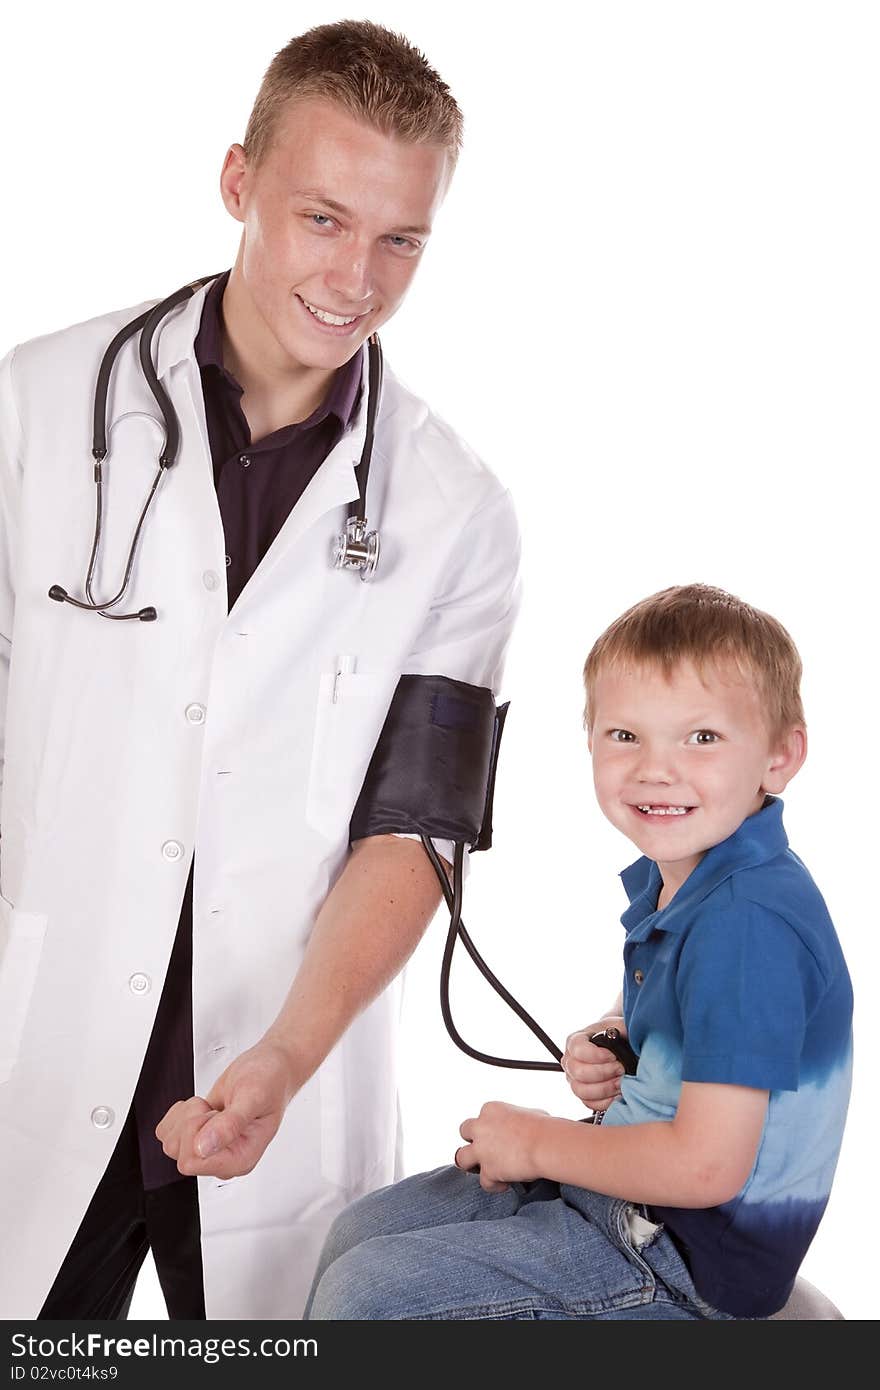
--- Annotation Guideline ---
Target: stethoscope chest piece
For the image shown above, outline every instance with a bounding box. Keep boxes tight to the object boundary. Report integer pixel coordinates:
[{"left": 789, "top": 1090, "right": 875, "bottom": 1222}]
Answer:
[{"left": 333, "top": 515, "right": 380, "bottom": 579}]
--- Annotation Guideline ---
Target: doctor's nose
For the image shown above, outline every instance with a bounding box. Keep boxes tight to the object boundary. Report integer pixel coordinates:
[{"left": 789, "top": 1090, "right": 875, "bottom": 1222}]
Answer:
[{"left": 325, "top": 246, "right": 375, "bottom": 305}]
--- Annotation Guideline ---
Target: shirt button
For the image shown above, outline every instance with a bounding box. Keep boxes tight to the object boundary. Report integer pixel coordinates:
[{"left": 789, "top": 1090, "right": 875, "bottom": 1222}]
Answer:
[
  {"left": 185, "top": 703, "right": 207, "bottom": 725},
  {"left": 239, "top": 454, "right": 251, "bottom": 469},
  {"left": 129, "top": 973, "right": 151, "bottom": 995},
  {"left": 202, "top": 570, "right": 220, "bottom": 591},
  {"left": 634, "top": 969, "right": 645, "bottom": 985},
  {"left": 91, "top": 1106, "right": 114, "bottom": 1130},
  {"left": 162, "top": 840, "right": 184, "bottom": 862},
  {"left": 225, "top": 555, "right": 232, "bottom": 568}
]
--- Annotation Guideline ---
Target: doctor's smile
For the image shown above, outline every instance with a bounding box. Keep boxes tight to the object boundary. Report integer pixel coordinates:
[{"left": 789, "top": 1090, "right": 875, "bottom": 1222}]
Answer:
[{"left": 294, "top": 292, "right": 373, "bottom": 335}]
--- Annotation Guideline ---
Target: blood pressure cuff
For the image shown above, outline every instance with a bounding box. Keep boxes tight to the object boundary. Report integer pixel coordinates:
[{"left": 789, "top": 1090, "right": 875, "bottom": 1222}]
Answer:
[{"left": 349, "top": 675, "right": 509, "bottom": 852}]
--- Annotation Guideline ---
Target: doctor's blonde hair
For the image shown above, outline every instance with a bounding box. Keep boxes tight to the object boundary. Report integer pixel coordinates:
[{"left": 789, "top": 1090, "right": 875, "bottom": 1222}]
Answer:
[
  {"left": 582, "top": 583, "right": 806, "bottom": 743},
  {"left": 243, "top": 20, "right": 463, "bottom": 169}
]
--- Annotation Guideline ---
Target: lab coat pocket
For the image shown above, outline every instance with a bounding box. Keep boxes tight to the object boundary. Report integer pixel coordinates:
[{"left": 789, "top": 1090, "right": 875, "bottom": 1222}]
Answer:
[
  {"left": 0, "top": 895, "right": 48, "bottom": 1085},
  {"left": 305, "top": 669, "right": 396, "bottom": 843}
]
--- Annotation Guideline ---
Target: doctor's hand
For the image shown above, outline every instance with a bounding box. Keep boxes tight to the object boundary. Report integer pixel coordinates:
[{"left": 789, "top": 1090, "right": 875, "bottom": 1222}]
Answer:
[
  {"left": 455, "top": 1101, "right": 551, "bottom": 1193},
  {"left": 156, "top": 1037, "right": 296, "bottom": 1180},
  {"left": 562, "top": 1017, "right": 628, "bottom": 1112}
]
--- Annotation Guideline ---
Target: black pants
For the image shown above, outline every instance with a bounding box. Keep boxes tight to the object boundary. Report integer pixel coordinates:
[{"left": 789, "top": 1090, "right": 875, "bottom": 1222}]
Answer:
[{"left": 38, "top": 1105, "right": 205, "bottom": 1320}]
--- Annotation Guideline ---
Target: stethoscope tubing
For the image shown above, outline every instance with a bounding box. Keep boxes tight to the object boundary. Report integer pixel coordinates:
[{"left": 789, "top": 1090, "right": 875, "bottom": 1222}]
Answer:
[
  {"left": 421, "top": 835, "right": 565, "bottom": 1072},
  {"left": 51, "top": 276, "right": 383, "bottom": 621},
  {"left": 350, "top": 332, "right": 383, "bottom": 525}
]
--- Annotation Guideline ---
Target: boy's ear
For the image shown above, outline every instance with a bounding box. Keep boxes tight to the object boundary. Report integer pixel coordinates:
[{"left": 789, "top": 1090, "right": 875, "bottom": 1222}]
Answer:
[{"left": 761, "top": 726, "right": 807, "bottom": 794}]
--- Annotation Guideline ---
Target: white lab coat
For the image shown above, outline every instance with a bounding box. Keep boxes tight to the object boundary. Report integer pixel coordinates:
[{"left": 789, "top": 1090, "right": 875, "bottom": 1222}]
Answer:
[{"left": 0, "top": 282, "right": 520, "bottom": 1319}]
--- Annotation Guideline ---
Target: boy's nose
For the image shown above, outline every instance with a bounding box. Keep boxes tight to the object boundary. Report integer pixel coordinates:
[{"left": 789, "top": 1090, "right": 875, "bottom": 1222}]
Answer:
[{"left": 634, "top": 747, "right": 676, "bottom": 784}]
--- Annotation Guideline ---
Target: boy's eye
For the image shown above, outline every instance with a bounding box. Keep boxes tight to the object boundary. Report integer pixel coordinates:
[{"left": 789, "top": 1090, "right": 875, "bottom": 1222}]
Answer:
[
  {"left": 687, "top": 730, "right": 720, "bottom": 745},
  {"left": 609, "top": 729, "right": 637, "bottom": 743},
  {"left": 307, "top": 213, "right": 334, "bottom": 228}
]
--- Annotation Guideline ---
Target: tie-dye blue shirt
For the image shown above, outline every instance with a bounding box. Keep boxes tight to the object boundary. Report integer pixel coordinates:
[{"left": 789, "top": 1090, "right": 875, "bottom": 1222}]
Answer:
[{"left": 602, "top": 796, "right": 853, "bottom": 1317}]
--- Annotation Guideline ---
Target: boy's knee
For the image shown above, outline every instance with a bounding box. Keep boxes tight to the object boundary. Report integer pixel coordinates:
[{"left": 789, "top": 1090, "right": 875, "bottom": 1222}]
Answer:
[
  {"left": 319, "top": 1167, "right": 458, "bottom": 1268},
  {"left": 308, "top": 1239, "right": 404, "bottom": 1320},
  {"left": 319, "top": 1189, "right": 388, "bottom": 1268}
]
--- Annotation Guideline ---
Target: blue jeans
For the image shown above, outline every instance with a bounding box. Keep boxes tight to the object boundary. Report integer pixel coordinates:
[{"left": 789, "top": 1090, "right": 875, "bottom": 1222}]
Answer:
[{"left": 305, "top": 1166, "right": 734, "bottom": 1320}]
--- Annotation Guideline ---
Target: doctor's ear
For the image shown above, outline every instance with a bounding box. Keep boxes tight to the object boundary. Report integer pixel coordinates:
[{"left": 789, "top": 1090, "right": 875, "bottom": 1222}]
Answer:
[
  {"left": 761, "top": 725, "right": 807, "bottom": 795},
  {"left": 220, "top": 144, "right": 249, "bottom": 222}
]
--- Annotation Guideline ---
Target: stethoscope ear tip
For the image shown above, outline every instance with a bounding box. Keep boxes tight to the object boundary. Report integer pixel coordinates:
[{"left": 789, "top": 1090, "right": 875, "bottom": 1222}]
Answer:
[{"left": 48, "top": 583, "right": 156, "bottom": 622}]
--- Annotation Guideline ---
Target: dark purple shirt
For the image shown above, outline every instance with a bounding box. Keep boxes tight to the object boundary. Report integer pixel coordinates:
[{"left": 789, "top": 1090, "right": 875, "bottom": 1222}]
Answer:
[
  {"left": 195, "top": 270, "right": 362, "bottom": 607},
  {"left": 133, "top": 271, "right": 362, "bottom": 1187}
]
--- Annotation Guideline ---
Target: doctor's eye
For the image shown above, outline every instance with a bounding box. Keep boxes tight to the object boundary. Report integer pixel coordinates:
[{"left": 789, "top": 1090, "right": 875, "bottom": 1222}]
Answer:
[
  {"left": 686, "top": 729, "right": 721, "bottom": 745},
  {"left": 609, "top": 729, "right": 637, "bottom": 743},
  {"left": 384, "top": 235, "right": 421, "bottom": 256}
]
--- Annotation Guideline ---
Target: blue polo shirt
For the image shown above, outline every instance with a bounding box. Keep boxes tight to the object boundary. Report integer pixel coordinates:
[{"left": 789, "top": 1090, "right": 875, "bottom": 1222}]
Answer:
[{"left": 602, "top": 797, "right": 853, "bottom": 1318}]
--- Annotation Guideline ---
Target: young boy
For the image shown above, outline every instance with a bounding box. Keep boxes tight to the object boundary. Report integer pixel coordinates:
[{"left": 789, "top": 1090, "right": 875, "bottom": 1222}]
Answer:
[{"left": 304, "top": 583, "right": 853, "bottom": 1320}]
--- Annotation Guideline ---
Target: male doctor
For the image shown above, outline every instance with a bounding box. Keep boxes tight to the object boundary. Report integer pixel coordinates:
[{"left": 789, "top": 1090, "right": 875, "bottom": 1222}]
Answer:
[{"left": 0, "top": 22, "right": 519, "bottom": 1320}]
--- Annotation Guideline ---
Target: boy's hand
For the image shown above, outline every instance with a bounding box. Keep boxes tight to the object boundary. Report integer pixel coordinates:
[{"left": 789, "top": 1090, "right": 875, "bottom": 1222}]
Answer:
[
  {"left": 455, "top": 1101, "right": 550, "bottom": 1192},
  {"left": 563, "top": 1017, "right": 629, "bottom": 1112}
]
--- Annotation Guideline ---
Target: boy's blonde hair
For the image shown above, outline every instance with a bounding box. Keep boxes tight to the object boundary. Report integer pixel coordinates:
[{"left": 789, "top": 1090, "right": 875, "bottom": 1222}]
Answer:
[
  {"left": 243, "top": 20, "right": 463, "bottom": 169},
  {"left": 583, "top": 584, "right": 805, "bottom": 740}
]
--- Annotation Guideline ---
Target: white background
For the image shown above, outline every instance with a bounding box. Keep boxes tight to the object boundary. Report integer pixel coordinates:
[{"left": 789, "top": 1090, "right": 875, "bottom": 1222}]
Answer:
[{"left": 2, "top": 1, "right": 876, "bottom": 1322}]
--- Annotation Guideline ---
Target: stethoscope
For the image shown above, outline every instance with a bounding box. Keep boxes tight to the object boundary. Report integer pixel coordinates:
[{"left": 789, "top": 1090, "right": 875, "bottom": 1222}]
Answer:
[
  {"left": 48, "top": 274, "right": 385, "bottom": 623},
  {"left": 44, "top": 275, "right": 636, "bottom": 1103},
  {"left": 423, "top": 837, "right": 638, "bottom": 1107}
]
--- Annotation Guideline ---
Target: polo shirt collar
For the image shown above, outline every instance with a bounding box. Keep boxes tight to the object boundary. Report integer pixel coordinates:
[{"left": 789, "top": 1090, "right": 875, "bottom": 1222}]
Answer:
[{"left": 619, "top": 795, "right": 788, "bottom": 942}]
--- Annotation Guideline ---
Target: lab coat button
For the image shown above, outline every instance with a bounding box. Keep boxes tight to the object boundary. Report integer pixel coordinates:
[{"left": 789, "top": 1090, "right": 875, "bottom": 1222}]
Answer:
[
  {"left": 129, "top": 973, "right": 151, "bottom": 995},
  {"left": 202, "top": 570, "right": 220, "bottom": 591},
  {"left": 162, "top": 840, "right": 184, "bottom": 862},
  {"left": 185, "top": 703, "right": 207, "bottom": 725},
  {"left": 91, "top": 1106, "right": 114, "bottom": 1130}
]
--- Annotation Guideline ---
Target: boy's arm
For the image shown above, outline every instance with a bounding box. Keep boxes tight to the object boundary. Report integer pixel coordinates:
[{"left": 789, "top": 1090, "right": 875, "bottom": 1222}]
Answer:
[{"left": 458, "top": 1081, "right": 768, "bottom": 1208}]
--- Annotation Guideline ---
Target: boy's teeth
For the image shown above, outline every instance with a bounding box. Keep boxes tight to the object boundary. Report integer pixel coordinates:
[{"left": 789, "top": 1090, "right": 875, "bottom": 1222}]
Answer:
[
  {"left": 637, "top": 805, "right": 689, "bottom": 815},
  {"left": 303, "top": 300, "right": 358, "bottom": 326}
]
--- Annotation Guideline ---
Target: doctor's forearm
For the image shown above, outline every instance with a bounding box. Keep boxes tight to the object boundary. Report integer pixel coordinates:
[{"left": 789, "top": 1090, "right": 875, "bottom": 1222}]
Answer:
[{"left": 264, "top": 835, "right": 443, "bottom": 1094}]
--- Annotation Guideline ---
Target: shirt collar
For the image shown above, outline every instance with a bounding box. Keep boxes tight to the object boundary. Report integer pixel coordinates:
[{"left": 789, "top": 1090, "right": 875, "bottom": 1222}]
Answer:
[
  {"left": 194, "top": 268, "right": 363, "bottom": 433},
  {"left": 619, "top": 795, "right": 789, "bottom": 941},
  {"left": 193, "top": 269, "right": 230, "bottom": 373}
]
